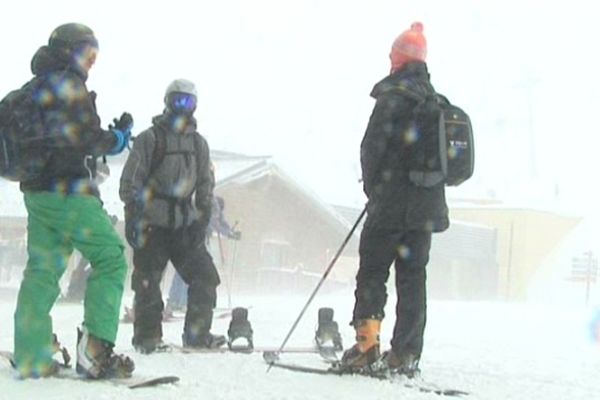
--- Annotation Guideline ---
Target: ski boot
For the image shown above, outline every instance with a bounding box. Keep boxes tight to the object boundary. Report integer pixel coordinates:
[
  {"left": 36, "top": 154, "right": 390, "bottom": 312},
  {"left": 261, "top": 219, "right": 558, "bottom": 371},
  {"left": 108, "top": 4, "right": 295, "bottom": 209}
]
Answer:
[
  {"left": 227, "top": 307, "right": 254, "bottom": 352},
  {"left": 12, "top": 333, "right": 69, "bottom": 378},
  {"left": 339, "top": 319, "right": 381, "bottom": 372},
  {"left": 77, "top": 327, "right": 135, "bottom": 379},
  {"left": 314, "top": 307, "right": 343, "bottom": 351},
  {"left": 182, "top": 331, "right": 227, "bottom": 349},
  {"left": 132, "top": 336, "right": 172, "bottom": 354}
]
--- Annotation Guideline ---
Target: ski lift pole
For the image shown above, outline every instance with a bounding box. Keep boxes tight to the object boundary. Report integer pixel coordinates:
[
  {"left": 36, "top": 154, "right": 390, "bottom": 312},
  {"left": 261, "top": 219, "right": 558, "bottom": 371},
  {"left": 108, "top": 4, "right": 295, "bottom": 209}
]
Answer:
[{"left": 267, "top": 205, "right": 367, "bottom": 372}]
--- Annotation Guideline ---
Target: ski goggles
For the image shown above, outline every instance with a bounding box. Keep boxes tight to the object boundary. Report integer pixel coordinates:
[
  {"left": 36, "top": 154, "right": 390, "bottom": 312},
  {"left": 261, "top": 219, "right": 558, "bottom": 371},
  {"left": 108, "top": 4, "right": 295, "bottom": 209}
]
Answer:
[{"left": 168, "top": 92, "right": 197, "bottom": 114}]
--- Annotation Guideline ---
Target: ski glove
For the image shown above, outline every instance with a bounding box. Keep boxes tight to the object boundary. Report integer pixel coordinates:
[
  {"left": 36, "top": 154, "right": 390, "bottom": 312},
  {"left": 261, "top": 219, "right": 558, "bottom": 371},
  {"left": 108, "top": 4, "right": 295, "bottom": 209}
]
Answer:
[
  {"left": 229, "top": 230, "right": 242, "bottom": 241},
  {"left": 107, "top": 112, "right": 134, "bottom": 155},
  {"left": 124, "top": 202, "right": 146, "bottom": 249},
  {"left": 113, "top": 112, "right": 133, "bottom": 132}
]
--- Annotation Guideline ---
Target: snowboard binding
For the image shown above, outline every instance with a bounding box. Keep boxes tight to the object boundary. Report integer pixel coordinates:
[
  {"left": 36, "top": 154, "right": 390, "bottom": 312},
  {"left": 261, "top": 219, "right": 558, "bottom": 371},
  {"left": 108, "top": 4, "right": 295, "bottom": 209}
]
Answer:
[
  {"left": 227, "top": 307, "right": 254, "bottom": 352},
  {"left": 314, "top": 307, "right": 343, "bottom": 351}
]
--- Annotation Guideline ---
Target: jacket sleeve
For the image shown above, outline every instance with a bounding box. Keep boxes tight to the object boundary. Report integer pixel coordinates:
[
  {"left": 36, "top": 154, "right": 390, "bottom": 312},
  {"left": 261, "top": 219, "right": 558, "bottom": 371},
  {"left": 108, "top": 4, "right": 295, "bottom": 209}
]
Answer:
[
  {"left": 194, "top": 134, "right": 214, "bottom": 218},
  {"left": 42, "top": 72, "right": 117, "bottom": 156},
  {"left": 360, "top": 97, "right": 395, "bottom": 197},
  {"left": 119, "top": 129, "right": 155, "bottom": 206},
  {"left": 360, "top": 94, "right": 414, "bottom": 197}
]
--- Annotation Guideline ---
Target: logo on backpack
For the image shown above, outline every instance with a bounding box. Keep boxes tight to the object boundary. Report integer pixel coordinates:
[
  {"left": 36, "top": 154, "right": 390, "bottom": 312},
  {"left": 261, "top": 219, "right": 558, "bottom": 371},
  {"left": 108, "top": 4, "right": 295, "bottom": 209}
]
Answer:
[
  {"left": 408, "top": 92, "right": 474, "bottom": 187},
  {"left": 0, "top": 78, "right": 48, "bottom": 182}
]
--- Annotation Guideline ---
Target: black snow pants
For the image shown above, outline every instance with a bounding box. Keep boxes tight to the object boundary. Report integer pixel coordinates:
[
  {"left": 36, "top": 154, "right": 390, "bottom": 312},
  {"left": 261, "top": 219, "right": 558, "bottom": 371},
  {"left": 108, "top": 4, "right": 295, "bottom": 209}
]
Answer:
[
  {"left": 353, "top": 226, "right": 432, "bottom": 358},
  {"left": 131, "top": 224, "right": 220, "bottom": 344}
]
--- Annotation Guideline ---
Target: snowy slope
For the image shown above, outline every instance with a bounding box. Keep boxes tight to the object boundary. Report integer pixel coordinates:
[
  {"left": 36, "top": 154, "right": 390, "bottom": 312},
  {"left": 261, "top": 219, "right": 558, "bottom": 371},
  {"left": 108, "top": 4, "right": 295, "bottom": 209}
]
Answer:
[{"left": 0, "top": 291, "right": 599, "bottom": 400}]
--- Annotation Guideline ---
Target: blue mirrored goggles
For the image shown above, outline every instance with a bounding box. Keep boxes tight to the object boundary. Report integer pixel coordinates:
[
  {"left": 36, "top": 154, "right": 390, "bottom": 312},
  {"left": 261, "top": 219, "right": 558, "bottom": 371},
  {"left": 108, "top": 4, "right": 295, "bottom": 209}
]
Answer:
[{"left": 168, "top": 92, "right": 197, "bottom": 114}]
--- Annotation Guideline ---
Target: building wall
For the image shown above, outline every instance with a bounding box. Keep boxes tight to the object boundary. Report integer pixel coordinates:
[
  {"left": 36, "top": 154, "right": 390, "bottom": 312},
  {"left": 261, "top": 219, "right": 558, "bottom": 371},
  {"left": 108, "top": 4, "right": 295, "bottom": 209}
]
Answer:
[
  {"left": 427, "top": 221, "right": 499, "bottom": 300},
  {"left": 449, "top": 207, "right": 581, "bottom": 301},
  {"left": 216, "top": 174, "right": 359, "bottom": 294}
]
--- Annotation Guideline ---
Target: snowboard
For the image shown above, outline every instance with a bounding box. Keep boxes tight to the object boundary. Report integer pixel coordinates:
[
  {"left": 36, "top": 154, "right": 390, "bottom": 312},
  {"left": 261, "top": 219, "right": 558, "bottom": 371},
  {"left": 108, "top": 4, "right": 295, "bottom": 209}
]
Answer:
[
  {"left": 0, "top": 350, "right": 179, "bottom": 389},
  {"left": 120, "top": 305, "right": 252, "bottom": 323},
  {"left": 55, "top": 368, "right": 180, "bottom": 389},
  {"left": 262, "top": 352, "right": 469, "bottom": 397}
]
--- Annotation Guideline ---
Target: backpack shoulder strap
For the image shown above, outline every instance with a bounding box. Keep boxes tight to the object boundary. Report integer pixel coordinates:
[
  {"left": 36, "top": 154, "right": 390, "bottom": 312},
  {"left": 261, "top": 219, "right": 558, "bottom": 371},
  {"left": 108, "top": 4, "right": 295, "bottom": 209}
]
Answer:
[{"left": 149, "top": 125, "right": 167, "bottom": 178}]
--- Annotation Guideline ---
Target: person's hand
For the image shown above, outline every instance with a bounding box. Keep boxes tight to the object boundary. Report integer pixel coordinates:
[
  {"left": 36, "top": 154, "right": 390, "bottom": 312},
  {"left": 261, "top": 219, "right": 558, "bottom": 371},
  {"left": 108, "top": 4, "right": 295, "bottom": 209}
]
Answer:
[
  {"left": 124, "top": 202, "right": 145, "bottom": 249},
  {"left": 113, "top": 112, "right": 133, "bottom": 132},
  {"left": 187, "top": 219, "right": 206, "bottom": 248},
  {"left": 107, "top": 113, "right": 133, "bottom": 155}
]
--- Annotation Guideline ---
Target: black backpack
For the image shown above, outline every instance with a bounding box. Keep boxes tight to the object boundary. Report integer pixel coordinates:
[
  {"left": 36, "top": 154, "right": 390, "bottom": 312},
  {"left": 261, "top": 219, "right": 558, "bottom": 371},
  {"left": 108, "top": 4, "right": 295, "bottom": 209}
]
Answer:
[
  {"left": 407, "top": 92, "right": 474, "bottom": 187},
  {"left": 148, "top": 125, "right": 203, "bottom": 177},
  {"left": 0, "top": 78, "right": 48, "bottom": 182}
]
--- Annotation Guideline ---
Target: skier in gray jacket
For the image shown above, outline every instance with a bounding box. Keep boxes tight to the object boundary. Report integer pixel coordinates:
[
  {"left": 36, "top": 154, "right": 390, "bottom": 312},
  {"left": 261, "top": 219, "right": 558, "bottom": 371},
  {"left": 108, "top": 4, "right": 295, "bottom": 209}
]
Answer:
[{"left": 119, "top": 79, "right": 225, "bottom": 353}]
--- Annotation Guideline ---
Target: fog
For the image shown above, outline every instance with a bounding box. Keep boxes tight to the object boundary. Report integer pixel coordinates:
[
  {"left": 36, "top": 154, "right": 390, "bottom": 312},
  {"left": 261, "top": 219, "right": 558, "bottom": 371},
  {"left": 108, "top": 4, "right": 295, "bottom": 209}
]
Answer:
[
  {"left": 2, "top": 0, "right": 598, "bottom": 208},
  {"left": 1, "top": 0, "right": 600, "bottom": 305}
]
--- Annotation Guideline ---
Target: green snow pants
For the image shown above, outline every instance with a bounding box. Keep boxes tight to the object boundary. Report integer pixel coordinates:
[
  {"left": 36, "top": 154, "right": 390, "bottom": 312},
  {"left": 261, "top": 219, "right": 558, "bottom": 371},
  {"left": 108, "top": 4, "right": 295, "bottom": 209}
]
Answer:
[{"left": 14, "top": 192, "right": 128, "bottom": 377}]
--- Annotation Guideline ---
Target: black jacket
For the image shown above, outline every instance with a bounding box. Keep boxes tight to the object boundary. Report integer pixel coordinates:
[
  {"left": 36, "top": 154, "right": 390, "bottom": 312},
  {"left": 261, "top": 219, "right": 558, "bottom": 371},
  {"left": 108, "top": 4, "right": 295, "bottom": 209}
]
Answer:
[
  {"left": 361, "top": 62, "right": 449, "bottom": 233},
  {"left": 20, "top": 45, "right": 117, "bottom": 196}
]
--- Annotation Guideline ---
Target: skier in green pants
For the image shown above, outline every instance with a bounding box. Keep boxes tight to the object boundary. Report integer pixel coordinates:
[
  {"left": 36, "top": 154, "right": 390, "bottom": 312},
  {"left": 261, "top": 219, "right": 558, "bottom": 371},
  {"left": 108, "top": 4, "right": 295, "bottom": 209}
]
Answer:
[{"left": 13, "top": 23, "right": 134, "bottom": 379}]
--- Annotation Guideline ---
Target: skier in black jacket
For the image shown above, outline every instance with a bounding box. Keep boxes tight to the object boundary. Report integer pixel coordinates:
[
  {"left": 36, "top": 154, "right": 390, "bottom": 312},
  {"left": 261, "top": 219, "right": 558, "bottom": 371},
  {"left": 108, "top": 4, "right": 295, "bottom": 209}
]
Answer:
[
  {"left": 13, "top": 22, "right": 134, "bottom": 379},
  {"left": 340, "top": 22, "right": 449, "bottom": 377}
]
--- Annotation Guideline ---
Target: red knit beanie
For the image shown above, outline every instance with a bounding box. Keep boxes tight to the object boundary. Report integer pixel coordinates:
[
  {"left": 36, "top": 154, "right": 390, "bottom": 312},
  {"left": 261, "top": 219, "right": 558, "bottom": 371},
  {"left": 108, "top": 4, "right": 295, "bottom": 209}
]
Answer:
[{"left": 390, "top": 22, "right": 427, "bottom": 73}]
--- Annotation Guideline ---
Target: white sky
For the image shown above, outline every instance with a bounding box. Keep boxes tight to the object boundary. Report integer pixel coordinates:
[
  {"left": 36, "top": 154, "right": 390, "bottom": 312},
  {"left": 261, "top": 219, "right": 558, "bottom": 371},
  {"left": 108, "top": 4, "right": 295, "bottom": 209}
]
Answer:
[{"left": 2, "top": 0, "right": 599, "bottom": 212}]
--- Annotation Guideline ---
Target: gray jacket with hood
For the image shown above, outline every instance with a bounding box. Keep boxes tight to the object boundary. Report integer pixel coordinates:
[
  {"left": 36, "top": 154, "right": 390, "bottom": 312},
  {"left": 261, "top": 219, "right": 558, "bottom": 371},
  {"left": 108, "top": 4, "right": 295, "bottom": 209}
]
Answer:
[{"left": 119, "top": 113, "right": 213, "bottom": 230}]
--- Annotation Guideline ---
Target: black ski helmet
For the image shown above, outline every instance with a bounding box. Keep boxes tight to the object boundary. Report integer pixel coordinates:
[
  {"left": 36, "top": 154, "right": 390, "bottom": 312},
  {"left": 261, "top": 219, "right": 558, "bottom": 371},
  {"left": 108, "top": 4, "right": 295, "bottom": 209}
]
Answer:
[{"left": 48, "top": 23, "right": 98, "bottom": 52}]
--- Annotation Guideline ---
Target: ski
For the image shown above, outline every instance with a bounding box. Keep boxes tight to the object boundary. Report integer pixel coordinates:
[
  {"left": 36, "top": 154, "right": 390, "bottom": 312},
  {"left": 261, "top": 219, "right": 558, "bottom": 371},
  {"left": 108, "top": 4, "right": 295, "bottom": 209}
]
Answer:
[
  {"left": 263, "top": 348, "right": 339, "bottom": 363},
  {"left": 1, "top": 350, "right": 179, "bottom": 389},
  {"left": 262, "top": 353, "right": 469, "bottom": 397},
  {"left": 170, "top": 344, "right": 339, "bottom": 362}
]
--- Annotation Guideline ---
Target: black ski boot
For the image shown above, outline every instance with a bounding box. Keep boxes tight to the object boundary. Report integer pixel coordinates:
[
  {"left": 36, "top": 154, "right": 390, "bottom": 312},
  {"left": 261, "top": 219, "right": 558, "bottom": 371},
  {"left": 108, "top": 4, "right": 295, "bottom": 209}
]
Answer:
[
  {"left": 227, "top": 307, "right": 254, "bottom": 352},
  {"left": 315, "top": 307, "right": 343, "bottom": 351},
  {"left": 182, "top": 332, "right": 227, "bottom": 349},
  {"left": 132, "top": 337, "right": 171, "bottom": 354}
]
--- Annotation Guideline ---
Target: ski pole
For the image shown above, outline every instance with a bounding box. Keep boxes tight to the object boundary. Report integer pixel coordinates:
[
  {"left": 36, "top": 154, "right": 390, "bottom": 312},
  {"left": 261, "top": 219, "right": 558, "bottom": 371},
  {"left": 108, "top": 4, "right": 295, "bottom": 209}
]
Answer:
[
  {"left": 216, "top": 231, "right": 231, "bottom": 309},
  {"left": 267, "top": 205, "right": 367, "bottom": 371},
  {"left": 228, "top": 221, "right": 239, "bottom": 309}
]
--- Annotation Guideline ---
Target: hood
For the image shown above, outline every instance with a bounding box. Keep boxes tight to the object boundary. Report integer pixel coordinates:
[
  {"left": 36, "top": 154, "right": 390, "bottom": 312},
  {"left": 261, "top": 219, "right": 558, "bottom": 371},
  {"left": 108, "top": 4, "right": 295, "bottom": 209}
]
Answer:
[
  {"left": 152, "top": 113, "right": 198, "bottom": 135},
  {"left": 30, "top": 45, "right": 88, "bottom": 81},
  {"left": 371, "top": 61, "right": 432, "bottom": 100}
]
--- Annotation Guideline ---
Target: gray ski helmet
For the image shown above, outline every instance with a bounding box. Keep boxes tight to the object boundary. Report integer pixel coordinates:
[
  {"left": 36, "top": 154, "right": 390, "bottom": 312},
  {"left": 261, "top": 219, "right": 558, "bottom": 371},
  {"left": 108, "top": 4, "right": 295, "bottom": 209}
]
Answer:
[
  {"left": 48, "top": 23, "right": 98, "bottom": 51},
  {"left": 164, "top": 79, "right": 198, "bottom": 101}
]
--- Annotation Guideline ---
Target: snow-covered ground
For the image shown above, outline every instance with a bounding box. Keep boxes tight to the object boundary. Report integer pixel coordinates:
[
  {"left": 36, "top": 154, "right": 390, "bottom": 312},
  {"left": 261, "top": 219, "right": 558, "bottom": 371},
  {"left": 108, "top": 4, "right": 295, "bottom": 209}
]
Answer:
[{"left": 0, "top": 287, "right": 599, "bottom": 400}]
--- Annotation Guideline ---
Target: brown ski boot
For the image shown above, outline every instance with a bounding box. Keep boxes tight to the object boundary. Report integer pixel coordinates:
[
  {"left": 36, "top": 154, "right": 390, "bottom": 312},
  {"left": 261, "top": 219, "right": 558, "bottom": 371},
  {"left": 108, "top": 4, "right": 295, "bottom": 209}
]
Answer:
[{"left": 339, "top": 319, "right": 381, "bottom": 371}]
